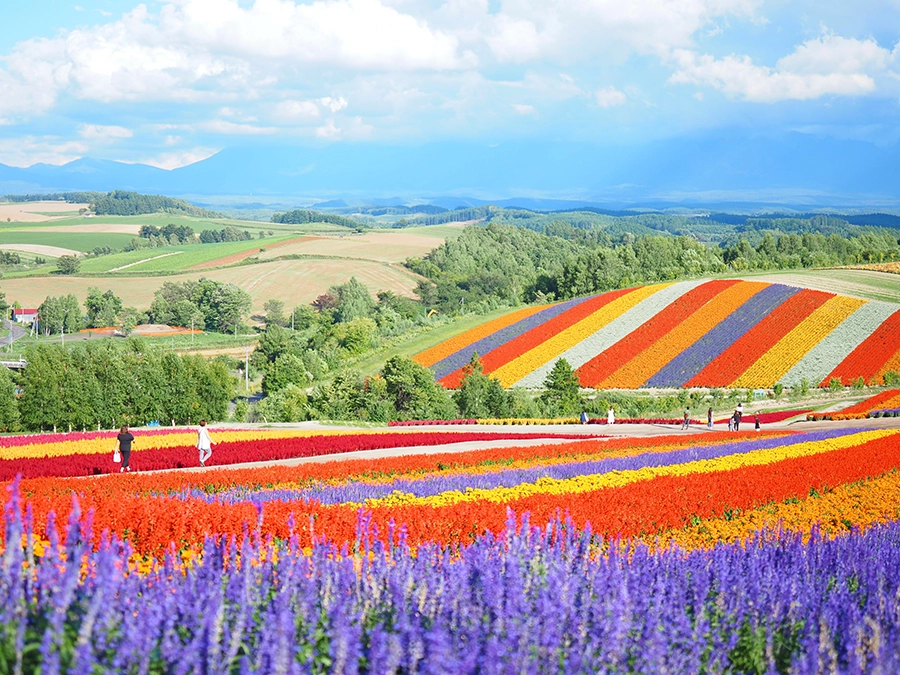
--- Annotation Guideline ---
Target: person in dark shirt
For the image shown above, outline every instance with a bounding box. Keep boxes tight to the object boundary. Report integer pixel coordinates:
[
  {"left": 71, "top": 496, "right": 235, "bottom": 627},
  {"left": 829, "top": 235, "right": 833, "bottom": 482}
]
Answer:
[{"left": 117, "top": 425, "right": 135, "bottom": 472}]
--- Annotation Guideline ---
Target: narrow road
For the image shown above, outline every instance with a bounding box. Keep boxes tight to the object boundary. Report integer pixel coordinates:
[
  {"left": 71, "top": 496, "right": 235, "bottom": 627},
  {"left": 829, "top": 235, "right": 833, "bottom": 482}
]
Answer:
[{"left": 0, "top": 319, "right": 26, "bottom": 348}]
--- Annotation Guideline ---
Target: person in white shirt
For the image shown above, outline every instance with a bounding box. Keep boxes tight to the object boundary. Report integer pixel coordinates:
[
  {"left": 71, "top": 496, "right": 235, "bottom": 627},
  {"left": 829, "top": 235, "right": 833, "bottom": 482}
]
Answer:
[
  {"left": 197, "top": 420, "right": 214, "bottom": 466},
  {"left": 607, "top": 406, "right": 615, "bottom": 425}
]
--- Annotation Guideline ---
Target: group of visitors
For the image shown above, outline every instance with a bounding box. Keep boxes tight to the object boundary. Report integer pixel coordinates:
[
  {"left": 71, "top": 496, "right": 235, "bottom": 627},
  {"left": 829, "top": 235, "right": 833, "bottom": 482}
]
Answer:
[
  {"left": 114, "top": 420, "right": 215, "bottom": 472},
  {"left": 579, "top": 406, "right": 617, "bottom": 425}
]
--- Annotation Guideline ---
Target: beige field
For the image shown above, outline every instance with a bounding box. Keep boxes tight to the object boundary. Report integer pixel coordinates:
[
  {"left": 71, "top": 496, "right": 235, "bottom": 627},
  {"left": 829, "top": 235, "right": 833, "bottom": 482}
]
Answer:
[
  {"left": 0, "top": 243, "right": 81, "bottom": 257},
  {"left": 0, "top": 258, "right": 421, "bottom": 315},
  {"left": 737, "top": 269, "right": 900, "bottom": 303},
  {"left": 0, "top": 201, "right": 88, "bottom": 222},
  {"left": 255, "top": 231, "right": 450, "bottom": 263},
  {"left": 36, "top": 222, "right": 143, "bottom": 235}
]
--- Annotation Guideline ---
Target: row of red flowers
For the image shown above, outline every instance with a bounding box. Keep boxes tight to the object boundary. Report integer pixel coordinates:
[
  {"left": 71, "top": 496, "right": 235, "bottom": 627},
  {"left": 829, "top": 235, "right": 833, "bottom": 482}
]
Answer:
[{"left": 0, "top": 431, "right": 599, "bottom": 481}]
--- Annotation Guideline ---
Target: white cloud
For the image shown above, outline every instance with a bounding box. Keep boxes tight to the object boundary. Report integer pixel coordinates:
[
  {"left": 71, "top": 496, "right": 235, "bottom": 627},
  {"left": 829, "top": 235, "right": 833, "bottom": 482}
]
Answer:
[
  {"left": 512, "top": 103, "right": 535, "bottom": 115},
  {"left": 273, "top": 99, "right": 321, "bottom": 122},
  {"left": 0, "top": 136, "right": 89, "bottom": 167},
  {"left": 595, "top": 86, "right": 626, "bottom": 108},
  {"left": 482, "top": 0, "right": 761, "bottom": 64},
  {"left": 320, "top": 96, "right": 348, "bottom": 112},
  {"left": 315, "top": 119, "right": 342, "bottom": 139},
  {"left": 668, "top": 34, "right": 888, "bottom": 102},
  {"left": 138, "top": 147, "right": 219, "bottom": 170},
  {"left": 198, "top": 119, "right": 278, "bottom": 134},
  {"left": 77, "top": 124, "right": 134, "bottom": 141}
]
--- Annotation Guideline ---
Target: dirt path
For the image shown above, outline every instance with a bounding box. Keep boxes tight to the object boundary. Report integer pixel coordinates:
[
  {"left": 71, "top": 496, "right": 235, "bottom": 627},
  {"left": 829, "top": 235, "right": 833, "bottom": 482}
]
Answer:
[{"left": 108, "top": 251, "right": 183, "bottom": 272}]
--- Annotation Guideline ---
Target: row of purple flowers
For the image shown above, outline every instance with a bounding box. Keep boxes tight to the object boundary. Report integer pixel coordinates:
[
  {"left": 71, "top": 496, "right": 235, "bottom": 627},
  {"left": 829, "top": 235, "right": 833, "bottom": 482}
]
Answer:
[{"left": 5, "top": 487, "right": 900, "bottom": 674}]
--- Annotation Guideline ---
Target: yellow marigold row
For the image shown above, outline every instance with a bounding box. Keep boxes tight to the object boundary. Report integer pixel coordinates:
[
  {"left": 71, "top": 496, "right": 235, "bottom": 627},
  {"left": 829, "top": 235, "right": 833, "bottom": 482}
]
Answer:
[
  {"left": 357, "top": 429, "right": 896, "bottom": 509},
  {"left": 0, "top": 429, "right": 384, "bottom": 461},
  {"left": 655, "top": 468, "right": 900, "bottom": 551}
]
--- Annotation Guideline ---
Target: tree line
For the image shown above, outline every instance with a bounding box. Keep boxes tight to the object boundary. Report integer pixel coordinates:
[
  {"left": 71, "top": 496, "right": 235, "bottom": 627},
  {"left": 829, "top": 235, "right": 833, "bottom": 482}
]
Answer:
[
  {"left": 90, "top": 191, "right": 221, "bottom": 217},
  {"left": 270, "top": 209, "right": 360, "bottom": 228},
  {"left": 407, "top": 222, "right": 900, "bottom": 314},
  {"left": 0, "top": 340, "right": 233, "bottom": 432},
  {"left": 27, "top": 279, "right": 252, "bottom": 337}
]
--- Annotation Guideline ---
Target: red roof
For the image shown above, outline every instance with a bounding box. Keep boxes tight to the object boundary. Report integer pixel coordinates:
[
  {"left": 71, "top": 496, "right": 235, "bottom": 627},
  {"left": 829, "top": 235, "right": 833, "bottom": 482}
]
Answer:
[{"left": 13, "top": 308, "right": 38, "bottom": 315}]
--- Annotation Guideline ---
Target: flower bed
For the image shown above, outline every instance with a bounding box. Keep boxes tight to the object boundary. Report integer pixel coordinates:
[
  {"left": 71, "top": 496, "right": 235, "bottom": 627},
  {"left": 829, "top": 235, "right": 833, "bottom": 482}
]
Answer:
[{"left": 7, "top": 425, "right": 900, "bottom": 672}]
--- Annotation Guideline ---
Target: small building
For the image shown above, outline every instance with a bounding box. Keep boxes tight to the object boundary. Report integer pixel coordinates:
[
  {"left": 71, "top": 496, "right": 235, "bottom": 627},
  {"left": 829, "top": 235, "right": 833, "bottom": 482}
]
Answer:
[{"left": 11, "top": 308, "right": 38, "bottom": 324}]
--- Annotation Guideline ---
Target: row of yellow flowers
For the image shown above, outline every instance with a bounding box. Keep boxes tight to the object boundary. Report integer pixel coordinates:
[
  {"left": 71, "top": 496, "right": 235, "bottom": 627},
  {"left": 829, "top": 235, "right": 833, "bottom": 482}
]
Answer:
[
  {"left": 732, "top": 295, "right": 866, "bottom": 388},
  {"left": 656, "top": 467, "right": 900, "bottom": 551},
  {"left": 355, "top": 429, "right": 895, "bottom": 509}
]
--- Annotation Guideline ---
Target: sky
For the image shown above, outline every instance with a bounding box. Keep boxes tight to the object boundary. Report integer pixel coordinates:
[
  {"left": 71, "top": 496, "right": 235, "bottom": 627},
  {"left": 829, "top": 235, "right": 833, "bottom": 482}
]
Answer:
[{"left": 1, "top": 0, "right": 899, "bottom": 170}]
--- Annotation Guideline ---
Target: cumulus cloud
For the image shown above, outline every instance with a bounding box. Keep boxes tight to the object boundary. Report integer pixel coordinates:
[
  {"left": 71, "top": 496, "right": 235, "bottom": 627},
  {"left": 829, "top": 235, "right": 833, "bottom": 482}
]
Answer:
[
  {"left": 512, "top": 103, "right": 535, "bottom": 115},
  {"left": 595, "top": 86, "right": 626, "bottom": 107},
  {"left": 667, "top": 34, "right": 891, "bottom": 102},
  {"left": 483, "top": 0, "right": 761, "bottom": 64}
]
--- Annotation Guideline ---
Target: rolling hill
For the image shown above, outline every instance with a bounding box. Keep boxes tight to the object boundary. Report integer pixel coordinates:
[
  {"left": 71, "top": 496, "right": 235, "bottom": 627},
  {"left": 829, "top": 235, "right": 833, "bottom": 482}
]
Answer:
[{"left": 415, "top": 278, "right": 900, "bottom": 390}]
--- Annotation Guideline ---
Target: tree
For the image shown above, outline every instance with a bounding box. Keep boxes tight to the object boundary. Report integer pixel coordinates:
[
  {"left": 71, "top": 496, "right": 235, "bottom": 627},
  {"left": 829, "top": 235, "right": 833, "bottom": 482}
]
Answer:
[
  {"left": 263, "top": 353, "right": 310, "bottom": 394},
  {"left": 330, "top": 277, "right": 375, "bottom": 323},
  {"left": 540, "top": 358, "right": 582, "bottom": 416},
  {"left": 0, "top": 367, "right": 19, "bottom": 431},
  {"left": 85, "top": 287, "right": 123, "bottom": 328},
  {"left": 56, "top": 255, "right": 81, "bottom": 275},
  {"left": 381, "top": 355, "right": 456, "bottom": 420},
  {"left": 453, "top": 353, "right": 512, "bottom": 419},
  {"left": 264, "top": 299, "right": 286, "bottom": 327}
]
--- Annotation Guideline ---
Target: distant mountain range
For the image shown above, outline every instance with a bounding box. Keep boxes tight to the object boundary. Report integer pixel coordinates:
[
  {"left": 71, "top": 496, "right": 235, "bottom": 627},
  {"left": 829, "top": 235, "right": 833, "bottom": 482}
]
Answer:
[{"left": 2, "top": 133, "right": 898, "bottom": 210}]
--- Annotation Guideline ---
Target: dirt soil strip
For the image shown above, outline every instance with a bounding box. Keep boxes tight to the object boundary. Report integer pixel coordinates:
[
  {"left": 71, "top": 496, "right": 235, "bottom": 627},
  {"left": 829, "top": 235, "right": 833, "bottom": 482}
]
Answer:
[
  {"left": 0, "top": 243, "right": 81, "bottom": 257},
  {"left": 188, "top": 236, "right": 322, "bottom": 270}
]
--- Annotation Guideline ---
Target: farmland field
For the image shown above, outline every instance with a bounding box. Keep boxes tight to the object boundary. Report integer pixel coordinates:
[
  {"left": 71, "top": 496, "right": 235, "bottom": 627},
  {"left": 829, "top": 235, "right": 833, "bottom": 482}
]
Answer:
[
  {"left": 255, "top": 229, "right": 458, "bottom": 263},
  {"left": 739, "top": 268, "right": 900, "bottom": 303},
  {"left": 0, "top": 258, "right": 422, "bottom": 314},
  {"left": 0, "top": 230, "right": 136, "bottom": 252},
  {"left": 0, "top": 200, "right": 89, "bottom": 222}
]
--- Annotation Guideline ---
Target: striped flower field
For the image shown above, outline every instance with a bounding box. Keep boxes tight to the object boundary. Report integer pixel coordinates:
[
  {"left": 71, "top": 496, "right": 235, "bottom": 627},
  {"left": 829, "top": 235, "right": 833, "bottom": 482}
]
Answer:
[
  {"left": 4, "top": 425, "right": 900, "bottom": 671},
  {"left": 416, "top": 279, "right": 900, "bottom": 389}
]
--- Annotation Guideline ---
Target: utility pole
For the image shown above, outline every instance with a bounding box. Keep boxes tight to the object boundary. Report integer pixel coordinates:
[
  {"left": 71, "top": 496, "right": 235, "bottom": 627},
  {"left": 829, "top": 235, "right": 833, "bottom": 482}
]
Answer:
[
  {"left": 245, "top": 346, "right": 250, "bottom": 391},
  {"left": 191, "top": 317, "right": 194, "bottom": 348}
]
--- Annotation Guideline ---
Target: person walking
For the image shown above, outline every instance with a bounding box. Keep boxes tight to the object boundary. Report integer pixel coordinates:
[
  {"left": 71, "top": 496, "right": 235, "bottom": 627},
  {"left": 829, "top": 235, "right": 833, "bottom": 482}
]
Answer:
[
  {"left": 733, "top": 409, "right": 742, "bottom": 431},
  {"left": 707, "top": 407, "right": 714, "bottom": 429},
  {"left": 580, "top": 410, "right": 589, "bottom": 425},
  {"left": 755, "top": 413, "right": 761, "bottom": 431},
  {"left": 197, "top": 420, "right": 214, "bottom": 466},
  {"left": 116, "top": 425, "right": 135, "bottom": 473},
  {"left": 607, "top": 406, "right": 615, "bottom": 425},
  {"left": 727, "top": 414, "right": 734, "bottom": 432},
  {"left": 682, "top": 408, "right": 690, "bottom": 430}
]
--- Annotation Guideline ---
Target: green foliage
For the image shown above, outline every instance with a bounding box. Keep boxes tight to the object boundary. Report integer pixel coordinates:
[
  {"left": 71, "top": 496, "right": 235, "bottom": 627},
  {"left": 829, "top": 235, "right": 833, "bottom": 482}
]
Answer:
[
  {"left": 84, "top": 287, "right": 123, "bottom": 328},
  {"left": 263, "top": 353, "right": 310, "bottom": 394},
  {"left": 17, "top": 341, "right": 234, "bottom": 430},
  {"left": 37, "top": 294, "right": 82, "bottom": 336},
  {"left": 139, "top": 223, "right": 196, "bottom": 244},
  {"left": 56, "top": 255, "right": 80, "bottom": 275},
  {"left": 453, "top": 353, "right": 512, "bottom": 419},
  {"left": 255, "top": 384, "right": 310, "bottom": 422},
  {"left": 231, "top": 398, "right": 249, "bottom": 422},
  {"left": 381, "top": 355, "right": 456, "bottom": 421},
  {"left": 148, "top": 279, "right": 250, "bottom": 333},
  {"left": 330, "top": 277, "right": 376, "bottom": 323},
  {"left": 884, "top": 371, "right": 900, "bottom": 386},
  {"left": 90, "top": 190, "right": 221, "bottom": 217},
  {"left": 263, "top": 298, "right": 286, "bottom": 327},
  {"left": 852, "top": 376, "right": 866, "bottom": 389},
  {"left": 773, "top": 383, "right": 784, "bottom": 397},
  {"left": 829, "top": 377, "right": 844, "bottom": 392},
  {"left": 199, "top": 226, "right": 253, "bottom": 243},
  {"left": 0, "top": 367, "right": 19, "bottom": 431},
  {"left": 270, "top": 209, "right": 359, "bottom": 228},
  {"left": 540, "top": 358, "right": 583, "bottom": 416}
]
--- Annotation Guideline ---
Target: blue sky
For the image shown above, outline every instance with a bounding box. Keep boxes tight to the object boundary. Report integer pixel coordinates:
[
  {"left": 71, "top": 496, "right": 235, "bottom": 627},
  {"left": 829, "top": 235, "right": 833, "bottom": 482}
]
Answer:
[{"left": 1, "top": 0, "right": 899, "bottom": 170}]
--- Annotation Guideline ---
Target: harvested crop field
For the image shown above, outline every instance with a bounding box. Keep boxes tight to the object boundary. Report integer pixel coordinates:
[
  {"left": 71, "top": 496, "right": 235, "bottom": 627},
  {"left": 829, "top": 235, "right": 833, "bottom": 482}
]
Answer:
[
  {"left": 255, "top": 231, "right": 448, "bottom": 263},
  {"left": 0, "top": 259, "right": 419, "bottom": 315},
  {"left": 0, "top": 243, "right": 80, "bottom": 257},
  {"left": 0, "top": 201, "right": 89, "bottom": 222}
]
